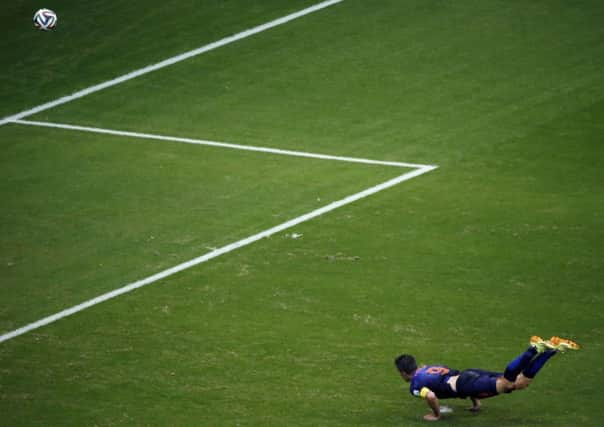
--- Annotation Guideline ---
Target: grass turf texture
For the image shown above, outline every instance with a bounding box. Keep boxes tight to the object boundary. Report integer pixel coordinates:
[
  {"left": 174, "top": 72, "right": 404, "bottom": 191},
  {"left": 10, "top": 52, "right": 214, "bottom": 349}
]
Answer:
[
  {"left": 1, "top": 0, "right": 604, "bottom": 426},
  {"left": 0, "top": 123, "right": 403, "bottom": 332}
]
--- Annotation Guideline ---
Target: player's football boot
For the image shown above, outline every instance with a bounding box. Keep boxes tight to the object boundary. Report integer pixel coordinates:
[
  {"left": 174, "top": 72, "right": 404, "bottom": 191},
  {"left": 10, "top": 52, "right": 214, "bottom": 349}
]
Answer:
[
  {"left": 549, "top": 336, "right": 581, "bottom": 352},
  {"left": 529, "top": 336, "right": 549, "bottom": 353}
]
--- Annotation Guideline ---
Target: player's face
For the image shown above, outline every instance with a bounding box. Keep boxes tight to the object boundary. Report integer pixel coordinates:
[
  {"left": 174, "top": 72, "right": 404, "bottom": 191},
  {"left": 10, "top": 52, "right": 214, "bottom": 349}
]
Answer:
[{"left": 400, "top": 372, "right": 412, "bottom": 382}]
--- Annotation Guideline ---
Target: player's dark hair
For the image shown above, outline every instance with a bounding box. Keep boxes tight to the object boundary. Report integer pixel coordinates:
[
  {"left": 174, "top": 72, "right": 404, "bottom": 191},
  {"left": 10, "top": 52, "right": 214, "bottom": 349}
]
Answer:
[{"left": 394, "top": 354, "right": 417, "bottom": 375}]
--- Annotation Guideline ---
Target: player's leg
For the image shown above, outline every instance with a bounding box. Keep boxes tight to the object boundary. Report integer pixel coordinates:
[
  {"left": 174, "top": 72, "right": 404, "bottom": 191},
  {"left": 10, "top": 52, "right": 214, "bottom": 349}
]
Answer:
[
  {"left": 508, "top": 336, "right": 580, "bottom": 390},
  {"left": 502, "top": 345, "right": 538, "bottom": 382},
  {"left": 515, "top": 337, "right": 580, "bottom": 389},
  {"left": 513, "top": 352, "right": 556, "bottom": 390},
  {"left": 523, "top": 350, "right": 557, "bottom": 378},
  {"left": 495, "top": 337, "right": 547, "bottom": 392}
]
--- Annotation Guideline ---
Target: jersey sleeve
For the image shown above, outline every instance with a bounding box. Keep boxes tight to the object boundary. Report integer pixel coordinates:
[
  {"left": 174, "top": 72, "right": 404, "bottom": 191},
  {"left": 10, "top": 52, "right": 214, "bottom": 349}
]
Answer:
[{"left": 411, "top": 386, "right": 432, "bottom": 399}]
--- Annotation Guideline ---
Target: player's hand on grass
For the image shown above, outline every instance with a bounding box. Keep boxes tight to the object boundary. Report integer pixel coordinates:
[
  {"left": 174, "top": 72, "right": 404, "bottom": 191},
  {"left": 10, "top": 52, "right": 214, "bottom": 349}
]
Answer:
[
  {"left": 467, "top": 397, "right": 481, "bottom": 412},
  {"left": 423, "top": 413, "right": 441, "bottom": 421}
]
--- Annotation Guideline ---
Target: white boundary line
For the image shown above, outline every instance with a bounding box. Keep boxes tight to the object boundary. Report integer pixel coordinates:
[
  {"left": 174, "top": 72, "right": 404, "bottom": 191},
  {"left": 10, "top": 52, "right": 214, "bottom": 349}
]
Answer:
[
  {"left": 13, "top": 119, "right": 432, "bottom": 169},
  {"left": 0, "top": 0, "right": 344, "bottom": 127},
  {"left": 1, "top": 120, "right": 437, "bottom": 343}
]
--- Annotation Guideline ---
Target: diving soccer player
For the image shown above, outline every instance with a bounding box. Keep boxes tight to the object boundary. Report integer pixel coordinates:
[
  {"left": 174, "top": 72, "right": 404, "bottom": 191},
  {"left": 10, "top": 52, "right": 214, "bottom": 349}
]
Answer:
[{"left": 394, "top": 336, "right": 580, "bottom": 421}]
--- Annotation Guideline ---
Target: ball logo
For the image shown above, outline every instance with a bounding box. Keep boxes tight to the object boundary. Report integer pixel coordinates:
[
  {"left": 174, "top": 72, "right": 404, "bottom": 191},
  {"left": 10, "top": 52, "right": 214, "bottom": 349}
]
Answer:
[{"left": 33, "top": 8, "right": 58, "bottom": 31}]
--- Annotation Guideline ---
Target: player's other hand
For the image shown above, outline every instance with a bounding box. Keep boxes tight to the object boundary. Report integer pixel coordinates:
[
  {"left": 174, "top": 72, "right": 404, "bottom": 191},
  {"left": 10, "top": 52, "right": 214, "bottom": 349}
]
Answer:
[
  {"left": 467, "top": 397, "right": 481, "bottom": 412},
  {"left": 423, "top": 413, "right": 441, "bottom": 421}
]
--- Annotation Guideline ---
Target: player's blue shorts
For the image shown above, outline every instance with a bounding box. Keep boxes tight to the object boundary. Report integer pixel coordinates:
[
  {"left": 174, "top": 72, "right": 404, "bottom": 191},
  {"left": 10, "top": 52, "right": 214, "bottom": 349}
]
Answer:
[{"left": 456, "top": 369, "right": 501, "bottom": 399}]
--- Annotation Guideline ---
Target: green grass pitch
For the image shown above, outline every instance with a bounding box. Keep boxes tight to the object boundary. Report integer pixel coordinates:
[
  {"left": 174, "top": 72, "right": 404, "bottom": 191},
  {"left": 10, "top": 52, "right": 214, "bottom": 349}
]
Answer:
[{"left": 1, "top": 0, "right": 604, "bottom": 425}]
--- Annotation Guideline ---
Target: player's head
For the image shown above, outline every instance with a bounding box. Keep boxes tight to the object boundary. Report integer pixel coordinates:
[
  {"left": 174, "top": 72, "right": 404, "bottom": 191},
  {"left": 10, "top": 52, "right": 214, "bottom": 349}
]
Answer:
[{"left": 395, "top": 354, "right": 417, "bottom": 381}]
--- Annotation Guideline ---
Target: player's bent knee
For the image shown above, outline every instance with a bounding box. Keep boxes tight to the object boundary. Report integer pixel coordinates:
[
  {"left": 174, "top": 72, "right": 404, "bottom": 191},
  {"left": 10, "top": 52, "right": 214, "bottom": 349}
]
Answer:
[
  {"left": 495, "top": 377, "right": 516, "bottom": 394},
  {"left": 514, "top": 374, "right": 532, "bottom": 390}
]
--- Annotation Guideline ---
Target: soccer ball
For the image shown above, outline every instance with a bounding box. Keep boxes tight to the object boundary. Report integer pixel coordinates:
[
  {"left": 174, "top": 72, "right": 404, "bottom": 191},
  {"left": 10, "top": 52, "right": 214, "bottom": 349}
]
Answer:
[{"left": 33, "top": 8, "right": 58, "bottom": 31}]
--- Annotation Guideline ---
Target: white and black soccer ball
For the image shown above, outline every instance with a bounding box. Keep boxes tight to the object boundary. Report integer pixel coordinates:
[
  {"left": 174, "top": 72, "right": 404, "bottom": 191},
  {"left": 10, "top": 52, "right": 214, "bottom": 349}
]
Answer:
[{"left": 33, "top": 8, "right": 58, "bottom": 31}]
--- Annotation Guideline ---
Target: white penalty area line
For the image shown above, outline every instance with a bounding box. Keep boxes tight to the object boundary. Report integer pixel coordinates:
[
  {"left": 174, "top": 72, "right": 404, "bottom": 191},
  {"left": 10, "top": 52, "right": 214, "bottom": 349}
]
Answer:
[
  {"left": 0, "top": 0, "right": 344, "bottom": 127},
  {"left": 0, "top": 164, "right": 436, "bottom": 344},
  {"left": 13, "top": 119, "right": 434, "bottom": 170},
  {"left": 0, "top": 121, "right": 437, "bottom": 344}
]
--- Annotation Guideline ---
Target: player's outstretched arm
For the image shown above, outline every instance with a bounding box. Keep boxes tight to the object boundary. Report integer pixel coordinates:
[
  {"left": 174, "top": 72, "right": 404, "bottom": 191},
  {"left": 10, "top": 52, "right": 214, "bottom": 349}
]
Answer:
[{"left": 424, "top": 391, "right": 441, "bottom": 421}]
